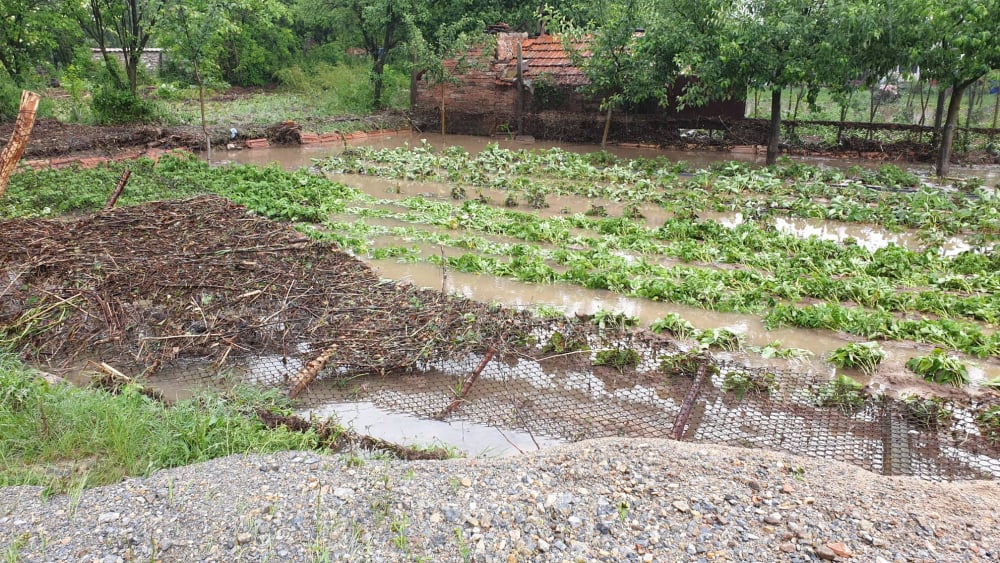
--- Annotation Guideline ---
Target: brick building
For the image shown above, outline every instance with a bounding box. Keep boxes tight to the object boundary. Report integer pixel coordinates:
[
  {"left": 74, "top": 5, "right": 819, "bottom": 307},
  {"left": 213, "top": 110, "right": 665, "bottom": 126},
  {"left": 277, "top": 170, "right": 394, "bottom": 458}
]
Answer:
[{"left": 411, "top": 31, "right": 746, "bottom": 143}]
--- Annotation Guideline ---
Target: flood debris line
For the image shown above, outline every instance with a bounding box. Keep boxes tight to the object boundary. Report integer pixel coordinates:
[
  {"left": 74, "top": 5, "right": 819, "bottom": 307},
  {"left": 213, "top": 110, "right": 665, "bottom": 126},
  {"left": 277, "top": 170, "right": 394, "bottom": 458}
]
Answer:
[
  {"left": 0, "top": 195, "right": 543, "bottom": 376},
  {"left": 254, "top": 410, "right": 452, "bottom": 460}
]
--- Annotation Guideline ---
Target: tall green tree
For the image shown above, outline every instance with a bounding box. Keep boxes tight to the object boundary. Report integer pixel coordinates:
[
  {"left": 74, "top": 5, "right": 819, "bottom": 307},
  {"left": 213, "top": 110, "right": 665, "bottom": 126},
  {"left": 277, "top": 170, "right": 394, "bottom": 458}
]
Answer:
[
  {"left": 216, "top": 0, "right": 296, "bottom": 86},
  {"left": 160, "top": 0, "right": 231, "bottom": 161},
  {"left": 70, "top": 0, "right": 165, "bottom": 94},
  {"left": 905, "top": 0, "right": 1000, "bottom": 176},
  {"left": 0, "top": 0, "right": 78, "bottom": 83},
  {"left": 318, "top": 0, "right": 427, "bottom": 109}
]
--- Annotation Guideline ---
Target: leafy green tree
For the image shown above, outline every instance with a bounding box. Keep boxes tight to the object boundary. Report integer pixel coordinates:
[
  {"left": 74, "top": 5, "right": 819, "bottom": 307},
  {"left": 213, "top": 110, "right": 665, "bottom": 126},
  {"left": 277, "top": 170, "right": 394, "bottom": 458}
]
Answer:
[
  {"left": 566, "top": 0, "right": 663, "bottom": 147},
  {"left": 215, "top": 0, "right": 296, "bottom": 86},
  {"left": 817, "top": 0, "right": 907, "bottom": 141},
  {"left": 69, "top": 0, "right": 165, "bottom": 94},
  {"left": 160, "top": 0, "right": 231, "bottom": 160},
  {"left": 0, "top": 0, "right": 78, "bottom": 83},
  {"left": 315, "top": 0, "right": 427, "bottom": 109},
  {"left": 904, "top": 0, "right": 1000, "bottom": 176}
]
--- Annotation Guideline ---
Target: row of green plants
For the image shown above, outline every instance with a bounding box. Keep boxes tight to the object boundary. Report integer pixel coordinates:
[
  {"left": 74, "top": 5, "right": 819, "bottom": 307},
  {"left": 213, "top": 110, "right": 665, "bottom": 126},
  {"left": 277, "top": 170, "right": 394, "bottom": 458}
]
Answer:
[{"left": 319, "top": 145, "right": 1000, "bottom": 241}]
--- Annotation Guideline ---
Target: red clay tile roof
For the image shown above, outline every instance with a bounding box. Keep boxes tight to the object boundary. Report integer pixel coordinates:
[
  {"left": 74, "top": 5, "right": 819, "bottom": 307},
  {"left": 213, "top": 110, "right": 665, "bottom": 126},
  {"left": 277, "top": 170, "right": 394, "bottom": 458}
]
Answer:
[{"left": 518, "top": 34, "right": 591, "bottom": 86}]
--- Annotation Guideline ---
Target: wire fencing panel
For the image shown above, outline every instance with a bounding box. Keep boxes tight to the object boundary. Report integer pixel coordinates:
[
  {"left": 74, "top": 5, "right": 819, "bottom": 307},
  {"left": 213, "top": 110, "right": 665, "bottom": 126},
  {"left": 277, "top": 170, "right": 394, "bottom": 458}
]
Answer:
[{"left": 147, "top": 326, "right": 1000, "bottom": 482}]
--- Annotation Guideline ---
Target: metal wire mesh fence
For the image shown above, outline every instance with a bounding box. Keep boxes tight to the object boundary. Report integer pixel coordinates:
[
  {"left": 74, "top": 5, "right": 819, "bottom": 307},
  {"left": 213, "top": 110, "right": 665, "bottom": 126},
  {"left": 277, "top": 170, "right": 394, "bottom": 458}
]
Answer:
[{"left": 145, "top": 326, "right": 1000, "bottom": 482}]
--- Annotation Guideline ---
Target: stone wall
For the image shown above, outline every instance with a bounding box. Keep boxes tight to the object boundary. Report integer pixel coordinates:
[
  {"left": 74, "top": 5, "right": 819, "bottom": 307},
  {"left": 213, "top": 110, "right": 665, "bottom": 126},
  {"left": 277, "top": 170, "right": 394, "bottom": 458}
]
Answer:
[{"left": 90, "top": 49, "right": 164, "bottom": 73}]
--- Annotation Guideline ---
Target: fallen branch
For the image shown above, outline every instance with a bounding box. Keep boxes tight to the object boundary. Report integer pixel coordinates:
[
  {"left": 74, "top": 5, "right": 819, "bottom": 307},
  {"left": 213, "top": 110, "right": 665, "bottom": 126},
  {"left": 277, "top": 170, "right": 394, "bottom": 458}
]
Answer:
[
  {"left": 437, "top": 347, "right": 495, "bottom": 419},
  {"left": 289, "top": 344, "right": 337, "bottom": 399}
]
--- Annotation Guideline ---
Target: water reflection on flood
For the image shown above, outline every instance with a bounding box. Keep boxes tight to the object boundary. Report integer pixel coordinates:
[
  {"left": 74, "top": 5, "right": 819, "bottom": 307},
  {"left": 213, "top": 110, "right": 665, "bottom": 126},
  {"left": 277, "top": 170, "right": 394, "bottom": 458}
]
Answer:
[{"left": 299, "top": 401, "right": 561, "bottom": 457}]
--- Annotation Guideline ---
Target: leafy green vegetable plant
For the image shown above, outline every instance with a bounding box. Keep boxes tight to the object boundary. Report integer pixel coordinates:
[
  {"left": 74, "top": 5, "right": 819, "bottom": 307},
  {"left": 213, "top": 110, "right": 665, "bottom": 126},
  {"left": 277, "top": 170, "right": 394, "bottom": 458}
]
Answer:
[
  {"left": 904, "top": 349, "right": 969, "bottom": 387},
  {"left": 827, "top": 342, "right": 886, "bottom": 375}
]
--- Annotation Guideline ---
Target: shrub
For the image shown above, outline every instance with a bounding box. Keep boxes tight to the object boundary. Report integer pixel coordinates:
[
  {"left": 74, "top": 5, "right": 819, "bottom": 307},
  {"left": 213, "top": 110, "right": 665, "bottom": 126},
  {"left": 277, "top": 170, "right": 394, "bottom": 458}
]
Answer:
[
  {"left": 91, "top": 86, "right": 159, "bottom": 124},
  {"left": 0, "top": 79, "right": 20, "bottom": 122},
  {"left": 904, "top": 349, "right": 969, "bottom": 387}
]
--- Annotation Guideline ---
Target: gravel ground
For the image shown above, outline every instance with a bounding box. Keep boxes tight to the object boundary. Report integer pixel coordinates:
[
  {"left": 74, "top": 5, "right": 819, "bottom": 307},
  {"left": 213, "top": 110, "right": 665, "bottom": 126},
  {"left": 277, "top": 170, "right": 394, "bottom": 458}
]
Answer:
[{"left": 1, "top": 438, "right": 997, "bottom": 562}]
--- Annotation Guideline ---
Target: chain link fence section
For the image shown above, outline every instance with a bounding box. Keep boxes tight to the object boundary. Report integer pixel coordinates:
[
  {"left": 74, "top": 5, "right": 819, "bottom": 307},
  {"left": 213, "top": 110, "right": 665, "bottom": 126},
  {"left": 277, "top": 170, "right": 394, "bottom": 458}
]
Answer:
[{"left": 144, "top": 328, "right": 1000, "bottom": 482}]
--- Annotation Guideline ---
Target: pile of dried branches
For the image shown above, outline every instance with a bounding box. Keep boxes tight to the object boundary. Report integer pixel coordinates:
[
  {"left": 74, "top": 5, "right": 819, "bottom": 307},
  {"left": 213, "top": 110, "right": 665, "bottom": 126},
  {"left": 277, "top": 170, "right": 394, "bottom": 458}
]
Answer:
[{"left": 0, "top": 195, "right": 542, "bottom": 382}]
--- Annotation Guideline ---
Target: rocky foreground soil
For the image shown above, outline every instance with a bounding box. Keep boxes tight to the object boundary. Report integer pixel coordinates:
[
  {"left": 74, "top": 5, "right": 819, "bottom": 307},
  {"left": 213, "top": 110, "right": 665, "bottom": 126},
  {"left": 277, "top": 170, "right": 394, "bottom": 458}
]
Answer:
[{"left": 1, "top": 438, "right": 997, "bottom": 562}]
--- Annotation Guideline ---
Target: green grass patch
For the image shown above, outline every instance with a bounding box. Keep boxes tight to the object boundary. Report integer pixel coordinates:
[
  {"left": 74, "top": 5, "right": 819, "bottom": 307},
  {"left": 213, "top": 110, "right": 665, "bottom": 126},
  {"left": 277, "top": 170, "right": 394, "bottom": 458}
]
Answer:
[{"left": 0, "top": 351, "right": 323, "bottom": 494}]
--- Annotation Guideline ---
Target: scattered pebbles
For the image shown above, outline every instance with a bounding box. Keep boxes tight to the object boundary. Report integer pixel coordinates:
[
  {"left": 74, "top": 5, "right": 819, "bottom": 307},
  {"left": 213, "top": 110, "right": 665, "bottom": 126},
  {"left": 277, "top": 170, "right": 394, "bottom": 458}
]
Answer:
[{"left": 1, "top": 438, "right": 997, "bottom": 561}]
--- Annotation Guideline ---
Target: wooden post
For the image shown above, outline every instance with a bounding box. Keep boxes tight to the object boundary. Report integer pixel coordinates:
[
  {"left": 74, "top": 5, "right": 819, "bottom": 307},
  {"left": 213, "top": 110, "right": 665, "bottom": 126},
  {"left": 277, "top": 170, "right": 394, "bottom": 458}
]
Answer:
[
  {"left": 516, "top": 42, "right": 524, "bottom": 136},
  {"left": 0, "top": 90, "right": 41, "bottom": 198},
  {"left": 105, "top": 169, "right": 132, "bottom": 210},
  {"left": 991, "top": 84, "right": 999, "bottom": 145},
  {"left": 601, "top": 105, "right": 613, "bottom": 149},
  {"left": 440, "top": 81, "right": 446, "bottom": 136}
]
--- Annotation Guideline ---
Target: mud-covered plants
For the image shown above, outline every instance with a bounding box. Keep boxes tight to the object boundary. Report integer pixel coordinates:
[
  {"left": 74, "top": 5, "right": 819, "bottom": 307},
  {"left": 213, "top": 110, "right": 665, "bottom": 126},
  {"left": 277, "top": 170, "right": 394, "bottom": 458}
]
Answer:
[
  {"left": 541, "top": 330, "right": 588, "bottom": 354},
  {"left": 585, "top": 204, "right": 608, "bottom": 217},
  {"left": 657, "top": 351, "right": 716, "bottom": 378},
  {"left": 696, "top": 328, "right": 744, "bottom": 351},
  {"left": 650, "top": 313, "right": 698, "bottom": 339},
  {"left": 593, "top": 347, "right": 641, "bottom": 372},
  {"left": 815, "top": 374, "right": 867, "bottom": 413},
  {"left": 975, "top": 405, "right": 1000, "bottom": 445},
  {"left": 450, "top": 186, "right": 467, "bottom": 200},
  {"left": 827, "top": 342, "right": 885, "bottom": 375},
  {"left": 722, "top": 370, "right": 777, "bottom": 399},
  {"left": 748, "top": 341, "right": 813, "bottom": 362},
  {"left": 984, "top": 377, "right": 1000, "bottom": 391},
  {"left": 900, "top": 395, "right": 953, "bottom": 429},
  {"left": 590, "top": 309, "right": 639, "bottom": 331},
  {"left": 524, "top": 186, "right": 549, "bottom": 209},
  {"left": 904, "top": 349, "right": 969, "bottom": 387}
]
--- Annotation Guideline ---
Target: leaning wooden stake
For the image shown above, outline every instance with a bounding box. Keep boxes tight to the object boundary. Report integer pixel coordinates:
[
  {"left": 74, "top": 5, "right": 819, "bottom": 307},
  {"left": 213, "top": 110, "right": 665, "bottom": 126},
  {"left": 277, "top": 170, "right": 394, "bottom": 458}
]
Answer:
[
  {"left": 0, "top": 90, "right": 41, "bottom": 198},
  {"left": 289, "top": 345, "right": 337, "bottom": 399},
  {"left": 437, "top": 347, "right": 496, "bottom": 419},
  {"left": 105, "top": 168, "right": 132, "bottom": 210}
]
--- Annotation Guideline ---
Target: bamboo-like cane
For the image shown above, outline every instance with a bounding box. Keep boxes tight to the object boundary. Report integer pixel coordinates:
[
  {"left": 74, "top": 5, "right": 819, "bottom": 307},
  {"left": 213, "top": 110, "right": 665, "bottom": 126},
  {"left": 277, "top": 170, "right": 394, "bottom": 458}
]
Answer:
[{"left": 0, "top": 90, "right": 41, "bottom": 198}]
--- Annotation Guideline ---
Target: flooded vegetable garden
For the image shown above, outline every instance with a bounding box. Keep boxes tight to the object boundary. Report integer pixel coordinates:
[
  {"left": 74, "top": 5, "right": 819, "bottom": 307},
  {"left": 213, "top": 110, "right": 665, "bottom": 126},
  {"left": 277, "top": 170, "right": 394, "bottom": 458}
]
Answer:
[{"left": 4, "top": 136, "right": 1000, "bottom": 481}]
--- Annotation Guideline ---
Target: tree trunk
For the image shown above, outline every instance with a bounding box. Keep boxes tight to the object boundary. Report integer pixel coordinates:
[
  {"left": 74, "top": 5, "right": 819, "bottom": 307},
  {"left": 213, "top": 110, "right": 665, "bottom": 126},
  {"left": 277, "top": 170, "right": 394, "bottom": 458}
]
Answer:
[
  {"left": 963, "top": 80, "right": 977, "bottom": 149},
  {"left": 440, "top": 81, "right": 446, "bottom": 136},
  {"left": 196, "top": 63, "right": 210, "bottom": 164},
  {"left": 766, "top": 88, "right": 782, "bottom": 165},
  {"left": 936, "top": 81, "right": 972, "bottom": 177},
  {"left": 931, "top": 86, "right": 948, "bottom": 147},
  {"left": 373, "top": 56, "right": 386, "bottom": 110}
]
